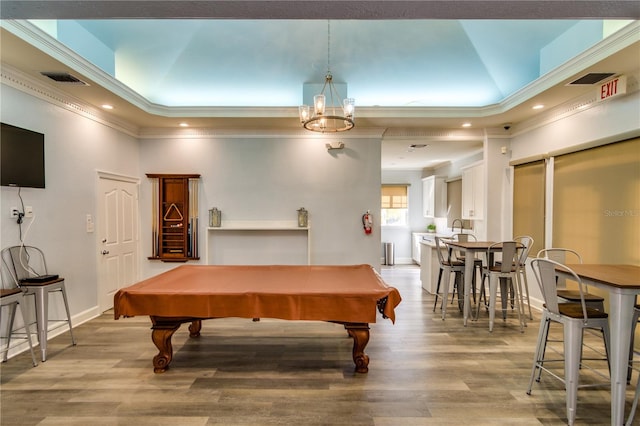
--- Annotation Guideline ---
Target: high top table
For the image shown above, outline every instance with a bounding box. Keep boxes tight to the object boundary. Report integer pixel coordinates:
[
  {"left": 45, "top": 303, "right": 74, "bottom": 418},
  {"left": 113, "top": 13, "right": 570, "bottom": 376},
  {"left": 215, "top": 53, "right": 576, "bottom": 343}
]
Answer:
[
  {"left": 444, "top": 240, "right": 497, "bottom": 325},
  {"left": 114, "top": 264, "right": 401, "bottom": 374},
  {"left": 559, "top": 264, "right": 640, "bottom": 426}
]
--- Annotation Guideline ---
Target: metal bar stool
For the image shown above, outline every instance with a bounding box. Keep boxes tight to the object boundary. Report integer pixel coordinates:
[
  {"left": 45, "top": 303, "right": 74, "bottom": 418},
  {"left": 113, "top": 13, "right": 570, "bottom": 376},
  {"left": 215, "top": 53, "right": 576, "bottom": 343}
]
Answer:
[
  {"left": 1, "top": 246, "right": 76, "bottom": 361},
  {"left": 527, "top": 258, "right": 610, "bottom": 426},
  {"left": 1, "top": 287, "right": 38, "bottom": 366}
]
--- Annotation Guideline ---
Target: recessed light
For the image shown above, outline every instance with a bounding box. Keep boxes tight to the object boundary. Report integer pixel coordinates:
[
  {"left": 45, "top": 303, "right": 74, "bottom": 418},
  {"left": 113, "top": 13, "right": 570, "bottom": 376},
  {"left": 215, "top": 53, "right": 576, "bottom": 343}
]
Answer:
[
  {"left": 179, "top": 122, "right": 189, "bottom": 127},
  {"left": 532, "top": 104, "right": 544, "bottom": 110},
  {"left": 462, "top": 122, "right": 471, "bottom": 128},
  {"left": 101, "top": 104, "right": 114, "bottom": 110}
]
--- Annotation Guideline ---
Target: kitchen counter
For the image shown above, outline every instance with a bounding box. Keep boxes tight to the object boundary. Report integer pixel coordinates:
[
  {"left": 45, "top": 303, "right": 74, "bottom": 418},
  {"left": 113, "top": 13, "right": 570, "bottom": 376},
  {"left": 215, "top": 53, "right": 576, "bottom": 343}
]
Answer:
[
  {"left": 419, "top": 232, "right": 454, "bottom": 247},
  {"left": 419, "top": 238, "right": 446, "bottom": 293},
  {"left": 411, "top": 233, "right": 431, "bottom": 265},
  {"left": 413, "top": 232, "right": 454, "bottom": 264},
  {"left": 419, "top": 231, "right": 477, "bottom": 292}
]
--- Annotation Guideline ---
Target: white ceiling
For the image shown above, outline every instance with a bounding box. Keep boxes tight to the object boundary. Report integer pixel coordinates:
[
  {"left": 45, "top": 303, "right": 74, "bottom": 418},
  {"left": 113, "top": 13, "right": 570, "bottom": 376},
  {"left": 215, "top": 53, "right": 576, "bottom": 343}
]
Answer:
[{"left": 1, "top": 1, "right": 638, "bottom": 170}]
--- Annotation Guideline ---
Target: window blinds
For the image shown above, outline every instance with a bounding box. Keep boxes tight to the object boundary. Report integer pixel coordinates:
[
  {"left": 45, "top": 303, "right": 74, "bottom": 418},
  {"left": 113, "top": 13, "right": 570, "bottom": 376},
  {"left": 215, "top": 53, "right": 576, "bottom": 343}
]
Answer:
[
  {"left": 513, "top": 160, "right": 545, "bottom": 256},
  {"left": 553, "top": 138, "right": 639, "bottom": 264},
  {"left": 381, "top": 185, "right": 408, "bottom": 209}
]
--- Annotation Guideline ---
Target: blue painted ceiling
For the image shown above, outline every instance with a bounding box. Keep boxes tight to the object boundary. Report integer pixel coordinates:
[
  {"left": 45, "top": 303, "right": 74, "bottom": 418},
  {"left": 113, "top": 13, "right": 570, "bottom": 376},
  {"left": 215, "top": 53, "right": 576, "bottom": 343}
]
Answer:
[{"left": 36, "top": 19, "right": 617, "bottom": 108}]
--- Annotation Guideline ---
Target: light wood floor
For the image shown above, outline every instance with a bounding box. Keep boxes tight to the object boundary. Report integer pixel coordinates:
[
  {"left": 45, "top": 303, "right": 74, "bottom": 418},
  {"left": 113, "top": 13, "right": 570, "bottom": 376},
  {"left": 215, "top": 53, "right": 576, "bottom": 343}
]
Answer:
[{"left": 1, "top": 266, "right": 635, "bottom": 425}]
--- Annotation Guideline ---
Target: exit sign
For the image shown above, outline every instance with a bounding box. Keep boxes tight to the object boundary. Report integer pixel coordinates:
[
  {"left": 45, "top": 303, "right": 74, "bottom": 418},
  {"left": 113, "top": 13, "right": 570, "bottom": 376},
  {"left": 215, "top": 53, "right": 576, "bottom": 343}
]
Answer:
[{"left": 598, "top": 75, "right": 626, "bottom": 101}]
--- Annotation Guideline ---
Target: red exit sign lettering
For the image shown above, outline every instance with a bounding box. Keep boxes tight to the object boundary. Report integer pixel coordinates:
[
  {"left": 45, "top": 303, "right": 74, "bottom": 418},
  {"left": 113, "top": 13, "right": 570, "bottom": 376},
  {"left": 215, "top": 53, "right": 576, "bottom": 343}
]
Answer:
[{"left": 598, "top": 75, "right": 626, "bottom": 101}]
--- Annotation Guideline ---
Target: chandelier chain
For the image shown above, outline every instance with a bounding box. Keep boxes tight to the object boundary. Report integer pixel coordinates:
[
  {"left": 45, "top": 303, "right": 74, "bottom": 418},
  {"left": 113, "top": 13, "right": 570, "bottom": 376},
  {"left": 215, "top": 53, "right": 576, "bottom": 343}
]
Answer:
[{"left": 327, "top": 20, "right": 331, "bottom": 73}]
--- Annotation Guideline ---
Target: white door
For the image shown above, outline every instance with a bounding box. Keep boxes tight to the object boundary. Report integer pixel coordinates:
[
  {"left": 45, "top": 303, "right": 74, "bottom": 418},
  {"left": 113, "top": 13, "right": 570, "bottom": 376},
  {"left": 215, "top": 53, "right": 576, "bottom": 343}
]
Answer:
[{"left": 97, "top": 173, "right": 139, "bottom": 312}]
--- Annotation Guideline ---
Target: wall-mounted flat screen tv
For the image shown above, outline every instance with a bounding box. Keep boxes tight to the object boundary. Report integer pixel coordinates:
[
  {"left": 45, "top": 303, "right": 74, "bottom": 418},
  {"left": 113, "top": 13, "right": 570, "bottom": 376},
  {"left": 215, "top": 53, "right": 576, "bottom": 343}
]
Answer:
[{"left": 1, "top": 123, "right": 46, "bottom": 188}]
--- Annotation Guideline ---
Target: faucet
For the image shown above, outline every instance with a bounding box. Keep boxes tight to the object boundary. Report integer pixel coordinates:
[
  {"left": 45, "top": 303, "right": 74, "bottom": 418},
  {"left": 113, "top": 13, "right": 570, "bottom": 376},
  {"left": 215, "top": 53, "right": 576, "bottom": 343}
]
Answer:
[{"left": 451, "top": 218, "right": 463, "bottom": 233}]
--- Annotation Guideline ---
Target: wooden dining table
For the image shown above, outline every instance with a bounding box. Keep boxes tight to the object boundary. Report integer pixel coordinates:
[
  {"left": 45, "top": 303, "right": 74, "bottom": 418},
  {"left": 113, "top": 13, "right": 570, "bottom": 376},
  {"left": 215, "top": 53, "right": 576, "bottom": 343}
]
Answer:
[{"left": 558, "top": 264, "right": 640, "bottom": 426}]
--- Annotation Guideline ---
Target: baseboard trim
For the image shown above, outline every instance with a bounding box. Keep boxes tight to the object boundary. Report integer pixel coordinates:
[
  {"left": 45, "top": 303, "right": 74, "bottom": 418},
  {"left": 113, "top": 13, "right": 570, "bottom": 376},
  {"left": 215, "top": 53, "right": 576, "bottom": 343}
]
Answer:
[{"left": 3, "top": 305, "right": 102, "bottom": 361}]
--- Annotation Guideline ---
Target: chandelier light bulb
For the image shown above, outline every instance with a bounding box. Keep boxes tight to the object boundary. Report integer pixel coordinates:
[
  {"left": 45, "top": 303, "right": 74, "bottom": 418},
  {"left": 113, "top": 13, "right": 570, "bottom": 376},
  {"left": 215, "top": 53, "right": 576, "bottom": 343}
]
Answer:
[
  {"left": 299, "top": 105, "right": 310, "bottom": 123},
  {"left": 343, "top": 98, "right": 355, "bottom": 118},
  {"left": 314, "top": 94, "right": 326, "bottom": 116}
]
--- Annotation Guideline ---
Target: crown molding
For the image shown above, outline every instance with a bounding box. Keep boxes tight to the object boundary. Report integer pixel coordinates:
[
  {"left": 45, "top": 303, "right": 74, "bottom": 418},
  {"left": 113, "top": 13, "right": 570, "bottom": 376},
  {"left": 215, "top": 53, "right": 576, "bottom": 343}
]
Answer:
[
  {"left": 382, "top": 127, "right": 485, "bottom": 141},
  {"left": 1, "top": 63, "right": 140, "bottom": 137},
  {"left": 137, "top": 126, "right": 386, "bottom": 139},
  {"left": 514, "top": 71, "right": 639, "bottom": 135}
]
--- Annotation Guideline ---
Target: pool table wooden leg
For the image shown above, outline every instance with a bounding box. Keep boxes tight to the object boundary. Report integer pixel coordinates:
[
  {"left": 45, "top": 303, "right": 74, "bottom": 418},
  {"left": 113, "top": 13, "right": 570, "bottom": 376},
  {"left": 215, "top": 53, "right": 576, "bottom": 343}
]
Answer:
[
  {"left": 344, "top": 323, "right": 370, "bottom": 373},
  {"left": 150, "top": 318, "right": 203, "bottom": 373},
  {"left": 150, "top": 317, "right": 183, "bottom": 373},
  {"left": 188, "top": 320, "right": 202, "bottom": 337}
]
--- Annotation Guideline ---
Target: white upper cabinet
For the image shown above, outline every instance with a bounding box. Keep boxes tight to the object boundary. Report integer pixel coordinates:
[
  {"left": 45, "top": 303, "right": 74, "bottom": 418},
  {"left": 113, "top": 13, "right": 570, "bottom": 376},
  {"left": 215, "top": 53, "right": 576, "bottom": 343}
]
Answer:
[
  {"left": 422, "top": 176, "right": 447, "bottom": 218},
  {"left": 461, "top": 163, "right": 484, "bottom": 220}
]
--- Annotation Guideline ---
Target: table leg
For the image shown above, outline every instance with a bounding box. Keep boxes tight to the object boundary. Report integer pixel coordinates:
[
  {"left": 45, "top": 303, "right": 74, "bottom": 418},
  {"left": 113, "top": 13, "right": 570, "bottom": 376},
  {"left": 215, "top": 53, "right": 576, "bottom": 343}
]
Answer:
[
  {"left": 188, "top": 320, "right": 202, "bottom": 337},
  {"left": 489, "top": 274, "right": 498, "bottom": 332},
  {"left": 344, "top": 323, "right": 370, "bottom": 373},
  {"left": 150, "top": 317, "right": 182, "bottom": 373},
  {"left": 607, "top": 291, "right": 635, "bottom": 426},
  {"left": 463, "top": 248, "right": 473, "bottom": 326}
]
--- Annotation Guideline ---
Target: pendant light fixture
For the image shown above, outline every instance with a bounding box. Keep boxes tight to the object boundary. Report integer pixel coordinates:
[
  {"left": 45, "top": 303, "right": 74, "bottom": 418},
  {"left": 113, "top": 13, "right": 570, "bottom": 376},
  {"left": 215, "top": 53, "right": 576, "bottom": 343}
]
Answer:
[{"left": 299, "top": 21, "right": 355, "bottom": 133}]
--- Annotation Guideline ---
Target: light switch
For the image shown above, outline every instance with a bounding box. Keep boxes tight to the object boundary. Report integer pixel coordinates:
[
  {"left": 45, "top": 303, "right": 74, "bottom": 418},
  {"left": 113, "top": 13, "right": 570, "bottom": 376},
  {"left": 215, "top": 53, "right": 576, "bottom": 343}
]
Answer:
[{"left": 86, "top": 214, "right": 94, "bottom": 233}]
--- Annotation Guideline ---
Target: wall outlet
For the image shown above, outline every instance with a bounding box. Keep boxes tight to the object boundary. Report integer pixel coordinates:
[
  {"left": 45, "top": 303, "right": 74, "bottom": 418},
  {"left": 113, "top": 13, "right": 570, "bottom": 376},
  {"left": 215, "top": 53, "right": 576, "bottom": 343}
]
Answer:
[
  {"left": 25, "top": 206, "right": 33, "bottom": 217},
  {"left": 10, "top": 207, "right": 19, "bottom": 218}
]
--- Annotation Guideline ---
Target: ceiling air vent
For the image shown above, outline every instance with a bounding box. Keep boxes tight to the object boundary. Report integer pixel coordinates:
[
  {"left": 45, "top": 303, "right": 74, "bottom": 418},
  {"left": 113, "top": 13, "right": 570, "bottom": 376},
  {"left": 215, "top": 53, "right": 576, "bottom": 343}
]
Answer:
[
  {"left": 567, "top": 73, "right": 615, "bottom": 86},
  {"left": 40, "top": 72, "right": 89, "bottom": 85}
]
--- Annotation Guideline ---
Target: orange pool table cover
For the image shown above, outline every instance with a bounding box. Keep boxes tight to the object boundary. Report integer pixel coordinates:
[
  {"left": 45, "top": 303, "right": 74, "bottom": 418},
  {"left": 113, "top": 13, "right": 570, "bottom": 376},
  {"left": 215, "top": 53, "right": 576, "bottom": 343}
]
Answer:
[{"left": 114, "top": 264, "right": 401, "bottom": 324}]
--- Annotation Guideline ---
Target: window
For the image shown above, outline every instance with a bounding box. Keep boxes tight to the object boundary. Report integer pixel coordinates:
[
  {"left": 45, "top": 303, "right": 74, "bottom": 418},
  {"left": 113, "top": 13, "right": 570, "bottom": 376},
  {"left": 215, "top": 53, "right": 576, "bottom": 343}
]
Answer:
[
  {"left": 553, "top": 138, "right": 639, "bottom": 264},
  {"left": 381, "top": 185, "right": 408, "bottom": 226},
  {"left": 513, "top": 160, "right": 545, "bottom": 256}
]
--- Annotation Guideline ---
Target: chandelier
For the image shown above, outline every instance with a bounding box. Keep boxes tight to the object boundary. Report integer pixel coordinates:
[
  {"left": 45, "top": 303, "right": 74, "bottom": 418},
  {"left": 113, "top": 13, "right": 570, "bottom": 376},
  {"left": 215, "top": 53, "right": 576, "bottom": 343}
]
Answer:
[{"left": 299, "top": 21, "right": 355, "bottom": 133}]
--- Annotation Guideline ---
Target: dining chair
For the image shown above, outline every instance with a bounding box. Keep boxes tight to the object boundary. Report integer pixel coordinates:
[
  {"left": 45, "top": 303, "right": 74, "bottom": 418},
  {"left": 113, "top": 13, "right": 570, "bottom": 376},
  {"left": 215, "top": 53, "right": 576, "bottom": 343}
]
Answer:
[
  {"left": 1, "top": 275, "right": 38, "bottom": 366},
  {"left": 536, "top": 248, "right": 605, "bottom": 311},
  {"left": 476, "top": 241, "right": 525, "bottom": 332},
  {"left": 513, "top": 235, "right": 534, "bottom": 320},
  {"left": 1, "top": 245, "right": 76, "bottom": 361},
  {"left": 490, "top": 236, "right": 534, "bottom": 321},
  {"left": 626, "top": 304, "right": 640, "bottom": 425},
  {"left": 628, "top": 302, "right": 640, "bottom": 383},
  {"left": 537, "top": 247, "right": 607, "bottom": 375},
  {"left": 527, "top": 258, "right": 610, "bottom": 426},
  {"left": 432, "top": 237, "right": 465, "bottom": 320}
]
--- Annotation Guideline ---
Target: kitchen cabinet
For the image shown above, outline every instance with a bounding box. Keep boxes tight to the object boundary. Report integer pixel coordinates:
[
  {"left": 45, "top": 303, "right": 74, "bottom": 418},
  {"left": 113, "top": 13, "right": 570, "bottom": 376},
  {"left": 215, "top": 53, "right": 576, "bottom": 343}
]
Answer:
[
  {"left": 412, "top": 232, "right": 432, "bottom": 264},
  {"left": 461, "top": 163, "right": 484, "bottom": 220},
  {"left": 422, "top": 176, "right": 447, "bottom": 217},
  {"left": 419, "top": 239, "right": 446, "bottom": 294}
]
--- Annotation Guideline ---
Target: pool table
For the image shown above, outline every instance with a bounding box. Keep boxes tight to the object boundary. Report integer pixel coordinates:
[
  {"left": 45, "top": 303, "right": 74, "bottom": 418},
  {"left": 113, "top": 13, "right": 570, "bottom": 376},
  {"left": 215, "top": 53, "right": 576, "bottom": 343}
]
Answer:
[{"left": 114, "top": 264, "right": 401, "bottom": 373}]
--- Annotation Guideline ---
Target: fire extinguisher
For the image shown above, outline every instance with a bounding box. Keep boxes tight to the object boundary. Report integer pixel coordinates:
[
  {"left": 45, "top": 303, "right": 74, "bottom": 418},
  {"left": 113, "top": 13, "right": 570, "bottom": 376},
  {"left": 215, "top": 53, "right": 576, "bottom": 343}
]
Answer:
[{"left": 362, "top": 210, "right": 373, "bottom": 235}]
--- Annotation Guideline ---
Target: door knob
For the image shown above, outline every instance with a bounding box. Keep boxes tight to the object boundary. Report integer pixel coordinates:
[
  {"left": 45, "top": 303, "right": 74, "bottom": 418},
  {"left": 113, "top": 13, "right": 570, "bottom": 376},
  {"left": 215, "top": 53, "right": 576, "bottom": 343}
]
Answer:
[{"left": 101, "top": 250, "right": 110, "bottom": 255}]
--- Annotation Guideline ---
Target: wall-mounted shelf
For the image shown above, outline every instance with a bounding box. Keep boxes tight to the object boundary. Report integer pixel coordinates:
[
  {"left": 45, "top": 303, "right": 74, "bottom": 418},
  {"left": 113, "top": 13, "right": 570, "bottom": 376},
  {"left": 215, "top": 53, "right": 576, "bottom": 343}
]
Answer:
[
  {"left": 207, "top": 220, "right": 308, "bottom": 231},
  {"left": 205, "top": 220, "right": 310, "bottom": 265}
]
